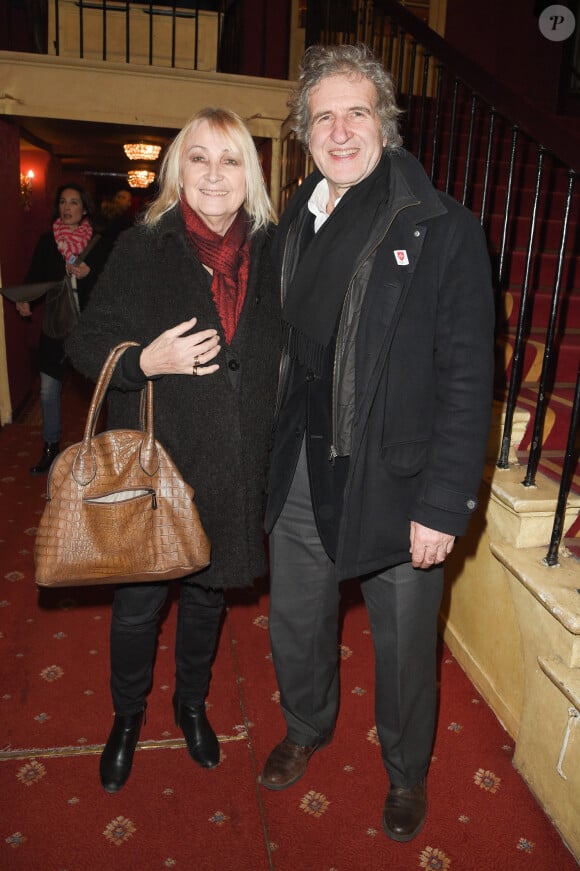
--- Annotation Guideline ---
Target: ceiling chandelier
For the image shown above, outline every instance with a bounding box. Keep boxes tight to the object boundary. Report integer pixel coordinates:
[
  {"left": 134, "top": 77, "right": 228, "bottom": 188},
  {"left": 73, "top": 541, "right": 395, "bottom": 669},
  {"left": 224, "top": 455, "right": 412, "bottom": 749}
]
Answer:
[
  {"left": 123, "top": 142, "right": 162, "bottom": 161},
  {"left": 127, "top": 169, "right": 156, "bottom": 189}
]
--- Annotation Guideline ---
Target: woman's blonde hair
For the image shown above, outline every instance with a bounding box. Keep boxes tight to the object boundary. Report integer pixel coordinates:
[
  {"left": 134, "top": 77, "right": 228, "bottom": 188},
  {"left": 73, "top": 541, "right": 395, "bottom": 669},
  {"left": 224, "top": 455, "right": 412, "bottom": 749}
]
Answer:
[{"left": 143, "top": 107, "right": 277, "bottom": 233}]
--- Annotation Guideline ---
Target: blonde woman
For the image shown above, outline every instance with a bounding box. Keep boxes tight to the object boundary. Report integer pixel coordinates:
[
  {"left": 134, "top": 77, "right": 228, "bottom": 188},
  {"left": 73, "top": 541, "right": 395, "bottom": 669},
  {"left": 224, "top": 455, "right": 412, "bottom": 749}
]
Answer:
[{"left": 67, "top": 108, "right": 280, "bottom": 793}]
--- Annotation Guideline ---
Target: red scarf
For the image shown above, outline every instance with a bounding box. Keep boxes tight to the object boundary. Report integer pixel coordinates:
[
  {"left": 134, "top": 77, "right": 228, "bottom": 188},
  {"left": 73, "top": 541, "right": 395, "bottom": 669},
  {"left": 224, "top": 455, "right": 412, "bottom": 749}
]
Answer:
[
  {"left": 180, "top": 200, "right": 250, "bottom": 345},
  {"left": 52, "top": 218, "right": 93, "bottom": 264}
]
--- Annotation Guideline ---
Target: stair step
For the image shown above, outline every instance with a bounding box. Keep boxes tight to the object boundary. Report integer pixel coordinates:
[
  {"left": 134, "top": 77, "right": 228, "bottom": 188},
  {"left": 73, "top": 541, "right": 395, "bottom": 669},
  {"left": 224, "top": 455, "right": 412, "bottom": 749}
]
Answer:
[
  {"left": 486, "top": 210, "right": 569, "bottom": 249},
  {"left": 493, "top": 247, "right": 579, "bottom": 289},
  {"left": 499, "top": 287, "right": 580, "bottom": 329},
  {"left": 498, "top": 332, "right": 580, "bottom": 390}
]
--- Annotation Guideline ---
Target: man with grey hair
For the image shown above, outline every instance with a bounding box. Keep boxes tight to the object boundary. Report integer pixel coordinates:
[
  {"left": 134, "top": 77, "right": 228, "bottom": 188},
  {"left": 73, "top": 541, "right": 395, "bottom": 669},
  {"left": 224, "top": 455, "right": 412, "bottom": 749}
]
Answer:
[{"left": 260, "top": 43, "right": 495, "bottom": 842}]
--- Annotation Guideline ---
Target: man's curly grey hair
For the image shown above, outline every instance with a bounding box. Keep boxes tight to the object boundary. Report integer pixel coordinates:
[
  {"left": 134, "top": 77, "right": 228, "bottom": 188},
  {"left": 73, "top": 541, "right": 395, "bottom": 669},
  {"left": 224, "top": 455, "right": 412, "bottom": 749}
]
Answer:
[{"left": 289, "top": 43, "right": 403, "bottom": 151}]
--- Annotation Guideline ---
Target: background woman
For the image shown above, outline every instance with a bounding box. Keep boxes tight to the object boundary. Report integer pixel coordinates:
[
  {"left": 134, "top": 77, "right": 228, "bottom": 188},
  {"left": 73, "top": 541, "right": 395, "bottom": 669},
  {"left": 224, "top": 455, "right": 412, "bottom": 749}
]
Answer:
[
  {"left": 16, "top": 183, "right": 111, "bottom": 474},
  {"left": 66, "top": 108, "right": 280, "bottom": 794}
]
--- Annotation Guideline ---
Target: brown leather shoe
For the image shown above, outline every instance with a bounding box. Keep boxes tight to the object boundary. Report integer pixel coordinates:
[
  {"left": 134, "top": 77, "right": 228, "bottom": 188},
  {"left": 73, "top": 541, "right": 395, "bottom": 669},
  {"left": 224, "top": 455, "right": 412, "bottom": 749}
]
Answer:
[
  {"left": 382, "top": 779, "right": 427, "bottom": 842},
  {"left": 261, "top": 736, "right": 330, "bottom": 791}
]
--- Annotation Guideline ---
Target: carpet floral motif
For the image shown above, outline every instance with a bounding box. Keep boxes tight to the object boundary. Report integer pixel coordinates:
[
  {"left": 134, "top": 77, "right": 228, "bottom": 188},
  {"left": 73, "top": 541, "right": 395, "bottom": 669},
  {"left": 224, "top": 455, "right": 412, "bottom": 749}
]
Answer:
[
  {"left": 299, "top": 790, "right": 330, "bottom": 818},
  {"left": 40, "top": 664, "right": 64, "bottom": 682},
  {"left": 420, "top": 845, "right": 451, "bottom": 869},
  {"left": 103, "top": 816, "right": 137, "bottom": 846},
  {"left": 5, "top": 832, "right": 27, "bottom": 849},
  {"left": 473, "top": 768, "right": 501, "bottom": 793},
  {"left": 16, "top": 759, "right": 46, "bottom": 786}
]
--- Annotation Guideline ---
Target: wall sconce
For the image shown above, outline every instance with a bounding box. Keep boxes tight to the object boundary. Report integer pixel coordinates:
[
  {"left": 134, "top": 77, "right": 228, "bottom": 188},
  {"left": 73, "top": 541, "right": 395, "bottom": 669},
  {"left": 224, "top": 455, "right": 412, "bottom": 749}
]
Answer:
[
  {"left": 20, "top": 169, "right": 34, "bottom": 209},
  {"left": 127, "top": 170, "right": 156, "bottom": 189},
  {"left": 123, "top": 143, "right": 161, "bottom": 161}
]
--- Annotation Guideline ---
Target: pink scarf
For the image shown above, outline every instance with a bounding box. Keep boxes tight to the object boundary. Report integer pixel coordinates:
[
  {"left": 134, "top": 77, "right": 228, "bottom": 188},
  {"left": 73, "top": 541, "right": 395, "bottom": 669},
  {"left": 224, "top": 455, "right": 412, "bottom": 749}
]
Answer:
[{"left": 52, "top": 218, "right": 93, "bottom": 264}]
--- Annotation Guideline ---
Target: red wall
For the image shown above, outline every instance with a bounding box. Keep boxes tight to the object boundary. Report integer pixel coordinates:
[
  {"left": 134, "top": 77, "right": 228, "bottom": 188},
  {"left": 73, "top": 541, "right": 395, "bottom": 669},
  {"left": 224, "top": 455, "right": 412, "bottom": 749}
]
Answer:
[
  {"left": 239, "top": 0, "right": 292, "bottom": 79},
  {"left": 0, "top": 120, "right": 63, "bottom": 418},
  {"left": 444, "top": 0, "right": 568, "bottom": 114}
]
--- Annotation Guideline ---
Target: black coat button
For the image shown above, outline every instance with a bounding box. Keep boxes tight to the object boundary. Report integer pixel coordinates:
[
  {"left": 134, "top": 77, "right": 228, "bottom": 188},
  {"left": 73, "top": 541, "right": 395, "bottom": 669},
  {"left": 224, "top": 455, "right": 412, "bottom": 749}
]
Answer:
[{"left": 228, "top": 359, "right": 240, "bottom": 371}]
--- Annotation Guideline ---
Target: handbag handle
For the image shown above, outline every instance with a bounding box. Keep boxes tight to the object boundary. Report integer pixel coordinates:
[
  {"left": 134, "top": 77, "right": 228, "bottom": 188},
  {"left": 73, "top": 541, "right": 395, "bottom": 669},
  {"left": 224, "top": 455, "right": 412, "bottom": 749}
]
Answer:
[{"left": 72, "top": 341, "right": 159, "bottom": 485}]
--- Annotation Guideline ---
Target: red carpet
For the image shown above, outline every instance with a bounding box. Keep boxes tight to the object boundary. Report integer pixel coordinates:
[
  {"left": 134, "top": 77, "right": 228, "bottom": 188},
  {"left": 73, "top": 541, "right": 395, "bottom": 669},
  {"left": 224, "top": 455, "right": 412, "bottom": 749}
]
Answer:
[{"left": 1, "top": 375, "right": 578, "bottom": 869}]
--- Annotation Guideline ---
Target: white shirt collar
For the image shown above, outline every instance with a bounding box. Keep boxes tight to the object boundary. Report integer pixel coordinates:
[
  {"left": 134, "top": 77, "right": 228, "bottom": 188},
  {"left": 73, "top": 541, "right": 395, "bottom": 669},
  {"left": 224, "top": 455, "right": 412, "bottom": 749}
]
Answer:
[{"left": 307, "top": 178, "right": 342, "bottom": 232}]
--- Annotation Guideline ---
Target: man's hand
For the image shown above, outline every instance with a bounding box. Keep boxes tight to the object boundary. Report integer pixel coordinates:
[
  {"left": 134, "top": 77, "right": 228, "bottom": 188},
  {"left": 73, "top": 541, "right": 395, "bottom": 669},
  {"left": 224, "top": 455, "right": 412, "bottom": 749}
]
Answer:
[{"left": 409, "top": 520, "right": 455, "bottom": 569}]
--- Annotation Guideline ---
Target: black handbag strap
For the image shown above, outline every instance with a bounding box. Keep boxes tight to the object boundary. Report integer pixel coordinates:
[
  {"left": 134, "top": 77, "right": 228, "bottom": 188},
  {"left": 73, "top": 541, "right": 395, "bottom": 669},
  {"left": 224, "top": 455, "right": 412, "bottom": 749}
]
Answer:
[{"left": 73, "top": 234, "right": 101, "bottom": 267}]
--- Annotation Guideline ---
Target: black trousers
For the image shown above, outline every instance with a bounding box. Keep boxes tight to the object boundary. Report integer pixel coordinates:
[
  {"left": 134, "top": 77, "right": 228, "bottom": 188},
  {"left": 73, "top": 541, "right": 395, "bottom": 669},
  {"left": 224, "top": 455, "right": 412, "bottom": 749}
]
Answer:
[
  {"left": 109, "top": 579, "right": 224, "bottom": 715},
  {"left": 268, "top": 442, "right": 444, "bottom": 789}
]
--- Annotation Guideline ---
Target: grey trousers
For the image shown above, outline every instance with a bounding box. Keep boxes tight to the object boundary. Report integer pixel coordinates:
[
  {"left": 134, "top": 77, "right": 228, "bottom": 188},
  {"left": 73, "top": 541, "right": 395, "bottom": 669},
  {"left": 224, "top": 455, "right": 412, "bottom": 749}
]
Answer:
[{"left": 268, "top": 442, "right": 444, "bottom": 788}]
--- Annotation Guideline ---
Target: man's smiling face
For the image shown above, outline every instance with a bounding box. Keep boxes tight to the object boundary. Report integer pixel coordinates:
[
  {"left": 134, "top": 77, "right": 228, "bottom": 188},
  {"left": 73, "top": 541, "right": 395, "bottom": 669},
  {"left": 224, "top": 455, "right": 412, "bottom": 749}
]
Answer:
[{"left": 308, "top": 73, "right": 386, "bottom": 210}]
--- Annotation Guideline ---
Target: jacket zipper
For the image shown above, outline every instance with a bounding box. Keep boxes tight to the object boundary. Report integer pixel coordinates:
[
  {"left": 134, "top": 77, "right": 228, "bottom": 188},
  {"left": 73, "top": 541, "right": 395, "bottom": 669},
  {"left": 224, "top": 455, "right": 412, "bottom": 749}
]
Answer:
[
  {"left": 274, "top": 228, "right": 293, "bottom": 420},
  {"left": 329, "top": 201, "right": 419, "bottom": 462}
]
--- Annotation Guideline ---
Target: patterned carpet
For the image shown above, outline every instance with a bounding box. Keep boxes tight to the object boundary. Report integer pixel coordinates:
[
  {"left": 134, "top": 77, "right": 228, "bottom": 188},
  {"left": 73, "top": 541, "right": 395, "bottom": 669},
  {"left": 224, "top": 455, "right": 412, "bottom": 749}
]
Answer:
[{"left": 0, "top": 374, "right": 578, "bottom": 870}]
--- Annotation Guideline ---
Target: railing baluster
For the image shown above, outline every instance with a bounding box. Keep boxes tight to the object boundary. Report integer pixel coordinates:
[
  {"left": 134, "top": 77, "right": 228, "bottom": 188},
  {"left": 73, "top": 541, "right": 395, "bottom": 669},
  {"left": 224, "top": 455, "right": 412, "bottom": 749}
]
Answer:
[
  {"left": 79, "top": 0, "right": 84, "bottom": 59},
  {"left": 171, "top": 0, "right": 177, "bottom": 69},
  {"left": 495, "top": 125, "right": 519, "bottom": 305},
  {"left": 125, "top": 0, "right": 130, "bottom": 63},
  {"left": 396, "top": 28, "right": 406, "bottom": 105},
  {"left": 544, "top": 362, "right": 580, "bottom": 566},
  {"left": 404, "top": 40, "right": 418, "bottom": 145},
  {"left": 523, "top": 168, "right": 576, "bottom": 486},
  {"left": 444, "top": 78, "right": 459, "bottom": 195},
  {"left": 497, "top": 145, "right": 545, "bottom": 470},
  {"left": 102, "top": 0, "right": 107, "bottom": 61},
  {"left": 194, "top": 1, "right": 200, "bottom": 71},
  {"left": 416, "top": 49, "right": 430, "bottom": 163},
  {"left": 429, "top": 63, "right": 444, "bottom": 184},
  {"left": 386, "top": 19, "right": 396, "bottom": 72},
  {"left": 54, "top": 0, "right": 60, "bottom": 56},
  {"left": 461, "top": 92, "right": 477, "bottom": 207},
  {"left": 148, "top": 0, "right": 153, "bottom": 66},
  {"left": 479, "top": 108, "right": 495, "bottom": 225}
]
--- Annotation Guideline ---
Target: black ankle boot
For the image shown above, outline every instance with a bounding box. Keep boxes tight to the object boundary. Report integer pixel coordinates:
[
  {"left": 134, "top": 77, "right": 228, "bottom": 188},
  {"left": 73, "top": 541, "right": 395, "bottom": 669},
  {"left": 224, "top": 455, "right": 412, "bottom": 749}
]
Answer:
[
  {"left": 173, "top": 694, "right": 220, "bottom": 768},
  {"left": 30, "top": 442, "right": 60, "bottom": 476},
  {"left": 99, "top": 711, "right": 144, "bottom": 794}
]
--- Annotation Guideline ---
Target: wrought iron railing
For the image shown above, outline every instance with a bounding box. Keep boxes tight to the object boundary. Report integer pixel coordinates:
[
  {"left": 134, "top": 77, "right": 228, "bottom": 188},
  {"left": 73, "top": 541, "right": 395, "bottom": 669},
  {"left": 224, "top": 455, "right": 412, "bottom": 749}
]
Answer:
[
  {"left": 299, "top": 0, "right": 579, "bottom": 560},
  {"left": 2, "top": 1, "right": 238, "bottom": 72}
]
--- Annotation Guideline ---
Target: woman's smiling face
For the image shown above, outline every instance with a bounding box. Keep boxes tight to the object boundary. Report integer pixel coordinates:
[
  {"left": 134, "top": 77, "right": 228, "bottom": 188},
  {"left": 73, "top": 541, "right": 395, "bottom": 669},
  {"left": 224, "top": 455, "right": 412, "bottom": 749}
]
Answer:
[{"left": 180, "top": 120, "right": 247, "bottom": 236}]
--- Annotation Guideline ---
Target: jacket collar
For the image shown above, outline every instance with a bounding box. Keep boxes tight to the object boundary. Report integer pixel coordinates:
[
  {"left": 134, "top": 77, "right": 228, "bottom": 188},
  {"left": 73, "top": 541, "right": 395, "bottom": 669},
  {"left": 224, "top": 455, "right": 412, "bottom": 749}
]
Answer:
[
  {"left": 283, "top": 148, "right": 447, "bottom": 229},
  {"left": 386, "top": 148, "right": 448, "bottom": 224}
]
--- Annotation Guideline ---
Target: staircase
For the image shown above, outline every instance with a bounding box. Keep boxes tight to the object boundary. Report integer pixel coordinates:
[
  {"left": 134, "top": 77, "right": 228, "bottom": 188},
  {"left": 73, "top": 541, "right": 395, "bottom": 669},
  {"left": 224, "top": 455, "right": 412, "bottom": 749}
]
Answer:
[
  {"left": 385, "top": 12, "right": 580, "bottom": 559},
  {"left": 415, "top": 109, "right": 579, "bottom": 496}
]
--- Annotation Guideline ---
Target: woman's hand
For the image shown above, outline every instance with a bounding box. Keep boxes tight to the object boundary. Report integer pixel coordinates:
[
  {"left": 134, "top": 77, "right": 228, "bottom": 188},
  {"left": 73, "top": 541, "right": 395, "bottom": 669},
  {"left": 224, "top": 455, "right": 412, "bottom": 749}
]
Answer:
[
  {"left": 16, "top": 301, "right": 31, "bottom": 317},
  {"left": 68, "top": 263, "right": 90, "bottom": 280},
  {"left": 140, "top": 317, "right": 221, "bottom": 378}
]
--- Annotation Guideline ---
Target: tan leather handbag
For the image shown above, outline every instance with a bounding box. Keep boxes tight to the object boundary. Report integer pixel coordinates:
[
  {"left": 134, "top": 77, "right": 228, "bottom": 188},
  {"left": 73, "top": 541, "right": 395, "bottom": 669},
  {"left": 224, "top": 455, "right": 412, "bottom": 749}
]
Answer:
[{"left": 34, "top": 342, "right": 211, "bottom": 587}]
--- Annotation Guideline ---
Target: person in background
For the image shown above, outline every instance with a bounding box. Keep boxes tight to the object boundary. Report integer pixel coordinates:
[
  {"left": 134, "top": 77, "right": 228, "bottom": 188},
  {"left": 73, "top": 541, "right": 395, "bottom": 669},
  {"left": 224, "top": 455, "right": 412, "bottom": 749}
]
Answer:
[
  {"left": 16, "top": 183, "right": 111, "bottom": 474},
  {"left": 260, "top": 44, "right": 495, "bottom": 843},
  {"left": 97, "top": 186, "right": 134, "bottom": 239},
  {"left": 66, "top": 107, "right": 280, "bottom": 794}
]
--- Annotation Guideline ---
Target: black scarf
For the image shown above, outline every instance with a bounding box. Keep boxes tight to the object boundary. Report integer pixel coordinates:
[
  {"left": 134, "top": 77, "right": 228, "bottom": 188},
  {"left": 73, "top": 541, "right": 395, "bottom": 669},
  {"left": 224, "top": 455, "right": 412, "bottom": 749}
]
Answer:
[{"left": 282, "top": 153, "right": 391, "bottom": 374}]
